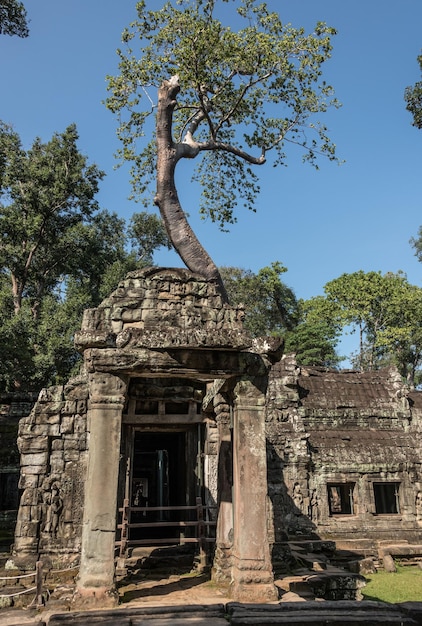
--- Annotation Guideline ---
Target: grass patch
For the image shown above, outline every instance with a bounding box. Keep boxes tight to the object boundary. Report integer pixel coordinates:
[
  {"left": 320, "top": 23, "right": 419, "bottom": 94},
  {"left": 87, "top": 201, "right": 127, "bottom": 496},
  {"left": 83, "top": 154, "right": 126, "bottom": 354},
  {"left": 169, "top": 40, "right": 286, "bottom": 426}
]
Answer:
[{"left": 362, "top": 565, "right": 422, "bottom": 603}]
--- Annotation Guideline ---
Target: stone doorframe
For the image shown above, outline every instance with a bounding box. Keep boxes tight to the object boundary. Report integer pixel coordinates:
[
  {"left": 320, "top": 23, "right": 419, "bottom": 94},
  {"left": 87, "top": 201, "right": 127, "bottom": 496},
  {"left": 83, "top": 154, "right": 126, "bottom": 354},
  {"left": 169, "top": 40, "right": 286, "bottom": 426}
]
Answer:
[{"left": 73, "top": 268, "right": 280, "bottom": 606}]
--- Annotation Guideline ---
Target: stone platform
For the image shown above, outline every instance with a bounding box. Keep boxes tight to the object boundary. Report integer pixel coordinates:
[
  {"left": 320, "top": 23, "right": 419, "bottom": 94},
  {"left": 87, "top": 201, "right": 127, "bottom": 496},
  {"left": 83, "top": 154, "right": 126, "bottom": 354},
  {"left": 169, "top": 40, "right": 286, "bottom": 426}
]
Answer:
[{"left": 2, "top": 601, "right": 422, "bottom": 625}]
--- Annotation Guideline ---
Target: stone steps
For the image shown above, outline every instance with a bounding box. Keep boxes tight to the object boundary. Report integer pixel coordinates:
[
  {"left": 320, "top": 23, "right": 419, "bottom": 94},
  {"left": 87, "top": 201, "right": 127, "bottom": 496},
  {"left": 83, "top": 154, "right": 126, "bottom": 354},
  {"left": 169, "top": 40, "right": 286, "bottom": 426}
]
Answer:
[
  {"left": 48, "top": 604, "right": 227, "bottom": 625},
  {"left": 3, "top": 600, "right": 422, "bottom": 626},
  {"left": 290, "top": 550, "right": 328, "bottom": 571},
  {"left": 227, "top": 601, "right": 422, "bottom": 625}
]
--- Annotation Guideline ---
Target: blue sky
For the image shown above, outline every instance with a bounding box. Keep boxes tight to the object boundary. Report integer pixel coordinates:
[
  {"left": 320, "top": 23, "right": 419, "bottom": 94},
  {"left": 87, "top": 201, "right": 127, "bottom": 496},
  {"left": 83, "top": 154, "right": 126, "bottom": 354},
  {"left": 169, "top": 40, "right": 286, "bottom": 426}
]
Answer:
[{"left": 1, "top": 0, "right": 422, "bottom": 359}]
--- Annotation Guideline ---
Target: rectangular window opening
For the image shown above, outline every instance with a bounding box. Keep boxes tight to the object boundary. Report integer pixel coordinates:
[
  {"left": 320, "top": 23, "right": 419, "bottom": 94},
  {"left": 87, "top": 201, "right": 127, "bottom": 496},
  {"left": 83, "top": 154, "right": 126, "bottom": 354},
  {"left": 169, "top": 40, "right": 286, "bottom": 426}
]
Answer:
[
  {"left": 327, "top": 482, "right": 355, "bottom": 515},
  {"left": 373, "top": 482, "right": 400, "bottom": 514}
]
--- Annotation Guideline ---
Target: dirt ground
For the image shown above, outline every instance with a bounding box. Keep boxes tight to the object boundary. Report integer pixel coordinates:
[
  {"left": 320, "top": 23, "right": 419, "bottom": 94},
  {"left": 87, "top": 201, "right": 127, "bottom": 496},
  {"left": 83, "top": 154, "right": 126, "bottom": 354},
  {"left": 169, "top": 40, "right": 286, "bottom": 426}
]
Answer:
[{"left": 0, "top": 570, "right": 307, "bottom": 625}]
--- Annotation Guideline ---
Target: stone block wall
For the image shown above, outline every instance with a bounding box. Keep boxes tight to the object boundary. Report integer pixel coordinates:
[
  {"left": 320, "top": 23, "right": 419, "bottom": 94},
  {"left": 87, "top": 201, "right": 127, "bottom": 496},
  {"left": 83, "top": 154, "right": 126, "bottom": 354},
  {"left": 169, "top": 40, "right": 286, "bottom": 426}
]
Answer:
[
  {"left": 265, "top": 355, "right": 422, "bottom": 551},
  {"left": 75, "top": 267, "right": 250, "bottom": 353},
  {"left": 13, "top": 376, "right": 89, "bottom": 569},
  {"left": 0, "top": 393, "right": 37, "bottom": 538}
]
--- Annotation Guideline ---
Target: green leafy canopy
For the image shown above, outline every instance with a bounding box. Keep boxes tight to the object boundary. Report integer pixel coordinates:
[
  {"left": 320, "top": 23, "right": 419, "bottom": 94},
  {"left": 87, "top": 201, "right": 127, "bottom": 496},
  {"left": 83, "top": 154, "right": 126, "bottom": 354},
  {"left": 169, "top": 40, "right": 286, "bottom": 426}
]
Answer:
[
  {"left": 0, "top": 0, "right": 29, "bottom": 38},
  {"left": 106, "top": 0, "right": 341, "bottom": 229},
  {"left": 0, "top": 122, "right": 170, "bottom": 391},
  {"left": 405, "top": 51, "right": 422, "bottom": 129},
  {"left": 322, "top": 270, "right": 422, "bottom": 386}
]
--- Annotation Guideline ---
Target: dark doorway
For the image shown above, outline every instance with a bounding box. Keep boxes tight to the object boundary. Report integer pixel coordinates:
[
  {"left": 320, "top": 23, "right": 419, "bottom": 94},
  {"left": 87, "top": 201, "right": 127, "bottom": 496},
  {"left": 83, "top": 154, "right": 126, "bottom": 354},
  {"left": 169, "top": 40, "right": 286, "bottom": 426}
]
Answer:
[
  {"left": 132, "top": 431, "right": 186, "bottom": 514},
  {"left": 0, "top": 472, "right": 19, "bottom": 510},
  {"left": 125, "top": 428, "right": 201, "bottom": 543}
]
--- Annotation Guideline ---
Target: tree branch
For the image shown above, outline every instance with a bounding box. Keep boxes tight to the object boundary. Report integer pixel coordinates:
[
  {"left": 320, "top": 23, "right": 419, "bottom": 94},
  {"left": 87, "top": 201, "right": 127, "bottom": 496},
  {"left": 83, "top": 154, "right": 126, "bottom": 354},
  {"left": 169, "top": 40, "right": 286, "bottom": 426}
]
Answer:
[{"left": 197, "top": 139, "right": 266, "bottom": 164}]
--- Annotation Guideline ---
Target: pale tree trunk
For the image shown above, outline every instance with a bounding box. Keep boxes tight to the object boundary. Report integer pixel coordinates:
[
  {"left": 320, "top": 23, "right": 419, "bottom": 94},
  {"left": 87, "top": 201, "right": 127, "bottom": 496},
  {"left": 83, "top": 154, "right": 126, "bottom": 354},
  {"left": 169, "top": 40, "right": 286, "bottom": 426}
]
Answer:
[
  {"left": 154, "top": 77, "right": 228, "bottom": 301},
  {"left": 11, "top": 273, "right": 22, "bottom": 315}
]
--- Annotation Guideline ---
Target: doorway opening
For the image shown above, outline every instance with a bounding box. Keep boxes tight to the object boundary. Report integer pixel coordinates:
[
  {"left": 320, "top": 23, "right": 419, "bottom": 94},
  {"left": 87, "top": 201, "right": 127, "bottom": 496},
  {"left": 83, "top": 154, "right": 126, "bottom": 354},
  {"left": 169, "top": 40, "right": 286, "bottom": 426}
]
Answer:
[{"left": 120, "top": 425, "right": 204, "bottom": 545}]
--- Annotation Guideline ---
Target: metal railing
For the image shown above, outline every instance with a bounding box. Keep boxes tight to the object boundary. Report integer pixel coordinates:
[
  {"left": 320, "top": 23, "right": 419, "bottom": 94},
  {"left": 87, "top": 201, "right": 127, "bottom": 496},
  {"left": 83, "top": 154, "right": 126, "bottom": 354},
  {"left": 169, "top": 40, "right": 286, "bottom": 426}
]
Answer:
[
  {"left": 116, "top": 497, "right": 216, "bottom": 560},
  {"left": 0, "top": 560, "right": 80, "bottom": 608}
]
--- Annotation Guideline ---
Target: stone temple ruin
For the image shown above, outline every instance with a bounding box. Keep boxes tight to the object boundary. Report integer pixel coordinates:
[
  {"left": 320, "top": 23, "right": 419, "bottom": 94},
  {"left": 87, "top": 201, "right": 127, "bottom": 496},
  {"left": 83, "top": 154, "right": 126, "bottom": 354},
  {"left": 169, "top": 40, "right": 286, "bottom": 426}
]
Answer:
[{"left": 4, "top": 267, "right": 422, "bottom": 605}]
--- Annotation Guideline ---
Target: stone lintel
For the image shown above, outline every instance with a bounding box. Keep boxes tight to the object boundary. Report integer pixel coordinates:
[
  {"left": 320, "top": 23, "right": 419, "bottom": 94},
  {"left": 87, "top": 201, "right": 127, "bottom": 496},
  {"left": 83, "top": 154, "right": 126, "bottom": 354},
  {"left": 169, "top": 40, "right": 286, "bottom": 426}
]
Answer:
[
  {"left": 83, "top": 347, "right": 266, "bottom": 381},
  {"left": 122, "top": 413, "right": 205, "bottom": 425}
]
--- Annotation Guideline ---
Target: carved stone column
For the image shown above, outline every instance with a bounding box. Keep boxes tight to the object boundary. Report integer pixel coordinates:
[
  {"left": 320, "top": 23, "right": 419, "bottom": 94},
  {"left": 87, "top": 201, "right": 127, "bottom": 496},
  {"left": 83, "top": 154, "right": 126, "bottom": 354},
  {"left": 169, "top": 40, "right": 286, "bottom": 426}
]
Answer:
[
  {"left": 212, "top": 392, "right": 233, "bottom": 584},
  {"left": 74, "top": 372, "right": 127, "bottom": 607},
  {"left": 230, "top": 376, "right": 278, "bottom": 602}
]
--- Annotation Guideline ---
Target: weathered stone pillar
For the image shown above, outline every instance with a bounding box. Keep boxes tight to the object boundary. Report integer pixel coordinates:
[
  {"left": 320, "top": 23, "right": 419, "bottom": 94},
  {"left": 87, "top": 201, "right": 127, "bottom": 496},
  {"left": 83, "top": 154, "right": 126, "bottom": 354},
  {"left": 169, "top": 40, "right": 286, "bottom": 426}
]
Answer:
[
  {"left": 230, "top": 376, "right": 278, "bottom": 602},
  {"left": 74, "top": 372, "right": 127, "bottom": 607},
  {"left": 212, "top": 392, "right": 233, "bottom": 584}
]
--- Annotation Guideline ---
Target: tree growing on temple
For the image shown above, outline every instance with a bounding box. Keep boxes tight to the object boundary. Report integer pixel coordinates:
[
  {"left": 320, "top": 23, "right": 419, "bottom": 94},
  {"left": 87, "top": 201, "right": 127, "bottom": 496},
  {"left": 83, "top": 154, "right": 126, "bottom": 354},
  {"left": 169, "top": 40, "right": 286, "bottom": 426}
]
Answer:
[{"left": 106, "top": 0, "right": 341, "bottom": 297}]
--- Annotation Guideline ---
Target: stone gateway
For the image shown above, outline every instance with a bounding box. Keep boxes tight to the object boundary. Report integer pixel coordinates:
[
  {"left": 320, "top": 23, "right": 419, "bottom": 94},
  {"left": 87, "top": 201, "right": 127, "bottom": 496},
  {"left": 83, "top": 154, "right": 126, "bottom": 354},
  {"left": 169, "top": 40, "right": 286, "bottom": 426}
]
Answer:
[{"left": 11, "top": 268, "right": 422, "bottom": 606}]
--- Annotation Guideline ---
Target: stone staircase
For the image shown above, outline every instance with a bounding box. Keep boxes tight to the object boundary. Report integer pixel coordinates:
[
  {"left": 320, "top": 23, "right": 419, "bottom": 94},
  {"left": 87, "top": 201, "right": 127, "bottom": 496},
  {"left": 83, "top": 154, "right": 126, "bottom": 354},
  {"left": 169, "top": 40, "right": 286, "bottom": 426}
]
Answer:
[
  {"left": 227, "top": 600, "right": 422, "bottom": 625},
  {"left": 279, "top": 540, "right": 367, "bottom": 601}
]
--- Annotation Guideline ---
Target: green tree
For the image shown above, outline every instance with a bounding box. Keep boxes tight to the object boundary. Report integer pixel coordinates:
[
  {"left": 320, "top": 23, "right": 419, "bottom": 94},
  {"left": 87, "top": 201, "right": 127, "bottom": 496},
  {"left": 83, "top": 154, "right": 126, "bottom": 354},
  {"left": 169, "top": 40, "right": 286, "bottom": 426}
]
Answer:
[
  {"left": 322, "top": 270, "right": 422, "bottom": 386},
  {"left": 220, "top": 262, "right": 299, "bottom": 336},
  {"left": 410, "top": 225, "right": 422, "bottom": 262},
  {"left": 0, "top": 123, "right": 104, "bottom": 317},
  {"left": 0, "top": 123, "right": 170, "bottom": 390},
  {"left": 220, "top": 264, "right": 341, "bottom": 365},
  {"left": 106, "top": 0, "right": 340, "bottom": 296},
  {"left": 375, "top": 280, "right": 422, "bottom": 387},
  {"left": 405, "top": 51, "right": 422, "bottom": 128},
  {"left": 323, "top": 271, "right": 387, "bottom": 371},
  {"left": 0, "top": 0, "right": 28, "bottom": 37},
  {"left": 284, "top": 296, "right": 342, "bottom": 367},
  {"left": 129, "top": 212, "right": 170, "bottom": 266}
]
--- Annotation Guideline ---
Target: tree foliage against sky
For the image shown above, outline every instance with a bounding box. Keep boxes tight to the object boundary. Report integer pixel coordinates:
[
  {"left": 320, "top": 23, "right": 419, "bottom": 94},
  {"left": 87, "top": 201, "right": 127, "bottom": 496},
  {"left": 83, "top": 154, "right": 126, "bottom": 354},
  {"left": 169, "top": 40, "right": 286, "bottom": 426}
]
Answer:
[
  {"left": 106, "top": 0, "right": 340, "bottom": 292},
  {"left": 220, "top": 262, "right": 298, "bottom": 336},
  {"left": 284, "top": 296, "right": 342, "bottom": 368},
  {"left": 0, "top": 123, "right": 104, "bottom": 317},
  {"left": 405, "top": 51, "right": 422, "bottom": 129},
  {"left": 227, "top": 266, "right": 422, "bottom": 384},
  {"left": 220, "top": 262, "right": 341, "bottom": 368},
  {"left": 0, "top": 0, "right": 28, "bottom": 37},
  {"left": 321, "top": 270, "right": 422, "bottom": 387},
  {"left": 0, "top": 124, "right": 170, "bottom": 391}
]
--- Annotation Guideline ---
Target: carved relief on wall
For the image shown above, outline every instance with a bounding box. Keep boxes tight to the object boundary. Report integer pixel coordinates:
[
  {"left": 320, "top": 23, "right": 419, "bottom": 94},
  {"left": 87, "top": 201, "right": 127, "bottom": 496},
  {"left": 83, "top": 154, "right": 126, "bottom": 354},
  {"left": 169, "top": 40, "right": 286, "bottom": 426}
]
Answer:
[
  {"left": 416, "top": 490, "right": 422, "bottom": 524},
  {"left": 41, "top": 478, "right": 63, "bottom": 538}
]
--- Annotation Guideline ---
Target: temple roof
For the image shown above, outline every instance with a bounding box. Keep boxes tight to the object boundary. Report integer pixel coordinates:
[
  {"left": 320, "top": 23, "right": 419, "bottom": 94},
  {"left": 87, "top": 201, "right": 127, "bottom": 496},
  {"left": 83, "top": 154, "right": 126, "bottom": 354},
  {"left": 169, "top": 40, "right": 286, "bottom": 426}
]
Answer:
[
  {"left": 308, "top": 428, "right": 419, "bottom": 467},
  {"left": 296, "top": 366, "right": 407, "bottom": 412}
]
